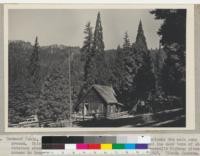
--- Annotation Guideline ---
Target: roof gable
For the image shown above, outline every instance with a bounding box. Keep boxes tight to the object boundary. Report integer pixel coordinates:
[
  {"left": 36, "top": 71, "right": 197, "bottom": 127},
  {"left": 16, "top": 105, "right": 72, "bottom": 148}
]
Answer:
[
  {"left": 92, "top": 85, "right": 118, "bottom": 104},
  {"left": 75, "top": 85, "right": 123, "bottom": 110}
]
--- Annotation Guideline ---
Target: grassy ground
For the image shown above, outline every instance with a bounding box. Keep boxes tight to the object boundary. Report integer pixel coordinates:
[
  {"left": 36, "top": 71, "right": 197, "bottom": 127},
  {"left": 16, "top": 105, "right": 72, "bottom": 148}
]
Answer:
[{"left": 73, "top": 108, "right": 185, "bottom": 127}]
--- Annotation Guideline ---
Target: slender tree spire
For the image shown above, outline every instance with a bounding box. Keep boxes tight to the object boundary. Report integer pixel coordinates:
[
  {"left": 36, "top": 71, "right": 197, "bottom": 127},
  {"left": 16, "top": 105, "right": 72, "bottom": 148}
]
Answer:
[
  {"left": 92, "top": 11, "right": 106, "bottom": 84},
  {"left": 135, "top": 20, "right": 148, "bottom": 51},
  {"left": 81, "top": 22, "right": 93, "bottom": 63},
  {"left": 93, "top": 12, "right": 105, "bottom": 54},
  {"left": 123, "top": 32, "right": 131, "bottom": 50},
  {"left": 29, "top": 36, "right": 40, "bottom": 85},
  {"left": 81, "top": 22, "right": 94, "bottom": 85}
]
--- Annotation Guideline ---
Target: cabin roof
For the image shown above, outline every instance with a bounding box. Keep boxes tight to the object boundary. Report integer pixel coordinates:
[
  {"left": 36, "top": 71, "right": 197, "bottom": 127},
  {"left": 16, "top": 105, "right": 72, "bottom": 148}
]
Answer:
[
  {"left": 93, "top": 84, "right": 118, "bottom": 104},
  {"left": 76, "top": 84, "right": 124, "bottom": 109}
]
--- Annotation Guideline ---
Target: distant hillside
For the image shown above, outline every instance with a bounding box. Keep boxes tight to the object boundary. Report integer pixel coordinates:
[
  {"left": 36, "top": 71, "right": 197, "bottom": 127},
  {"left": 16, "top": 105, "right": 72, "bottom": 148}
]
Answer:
[{"left": 8, "top": 40, "right": 82, "bottom": 124}]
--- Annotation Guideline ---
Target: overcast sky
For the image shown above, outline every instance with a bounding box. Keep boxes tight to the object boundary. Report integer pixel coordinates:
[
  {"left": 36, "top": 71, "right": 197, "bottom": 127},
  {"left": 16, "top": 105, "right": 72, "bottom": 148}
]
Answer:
[{"left": 9, "top": 9, "right": 163, "bottom": 50}]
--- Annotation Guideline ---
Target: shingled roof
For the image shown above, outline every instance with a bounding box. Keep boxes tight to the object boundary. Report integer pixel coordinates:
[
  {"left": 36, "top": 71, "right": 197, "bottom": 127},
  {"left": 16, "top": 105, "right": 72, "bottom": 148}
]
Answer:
[
  {"left": 93, "top": 84, "right": 119, "bottom": 104},
  {"left": 76, "top": 84, "right": 123, "bottom": 108}
]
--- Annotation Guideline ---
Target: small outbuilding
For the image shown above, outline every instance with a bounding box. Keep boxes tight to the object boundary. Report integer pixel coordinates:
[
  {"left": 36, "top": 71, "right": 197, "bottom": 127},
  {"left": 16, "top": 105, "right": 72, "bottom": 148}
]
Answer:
[{"left": 75, "top": 84, "right": 124, "bottom": 119}]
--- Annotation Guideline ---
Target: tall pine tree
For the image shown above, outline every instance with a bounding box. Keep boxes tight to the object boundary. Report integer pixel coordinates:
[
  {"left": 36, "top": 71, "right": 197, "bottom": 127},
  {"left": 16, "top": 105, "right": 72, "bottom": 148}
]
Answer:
[
  {"left": 93, "top": 12, "right": 105, "bottom": 56},
  {"left": 92, "top": 12, "right": 106, "bottom": 84},
  {"left": 135, "top": 20, "right": 148, "bottom": 52},
  {"left": 81, "top": 22, "right": 95, "bottom": 84},
  {"left": 111, "top": 45, "right": 125, "bottom": 102},
  {"left": 134, "top": 21, "right": 148, "bottom": 70},
  {"left": 123, "top": 32, "right": 132, "bottom": 92},
  {"left": 81, "top": 22, "right": 93, "bottom": 63},
  {"left": 134, "top": 21, "right": 155, "bottom": 103},
  {"left": 78, "top": 22, "right": 96, "bottom": 99},
  {"left": 122, "top": 32, "right": 137, "bottom": 107}
]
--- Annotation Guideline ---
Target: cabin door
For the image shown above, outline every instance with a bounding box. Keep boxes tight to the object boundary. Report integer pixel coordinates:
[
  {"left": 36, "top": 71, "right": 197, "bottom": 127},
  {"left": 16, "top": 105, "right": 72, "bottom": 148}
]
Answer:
[{"left": 83, "top": 103, "right": 88, "bottom": 116}]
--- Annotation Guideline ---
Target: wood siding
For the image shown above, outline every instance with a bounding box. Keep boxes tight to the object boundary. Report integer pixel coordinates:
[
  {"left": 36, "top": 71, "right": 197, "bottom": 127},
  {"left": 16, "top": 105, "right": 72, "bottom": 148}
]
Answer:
[
  {"left": 81, "top": 88, "right": 106, "bottom": 116},
  {"left": 78, "top": 88, "right": 121, "bottom": 118}
]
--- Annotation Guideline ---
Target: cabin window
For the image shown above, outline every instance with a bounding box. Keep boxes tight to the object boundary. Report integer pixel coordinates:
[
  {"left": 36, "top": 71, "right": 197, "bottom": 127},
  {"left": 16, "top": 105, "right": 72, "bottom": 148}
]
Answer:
[{"left": 110, "top": 105, "right": 116, "bottom": 113}]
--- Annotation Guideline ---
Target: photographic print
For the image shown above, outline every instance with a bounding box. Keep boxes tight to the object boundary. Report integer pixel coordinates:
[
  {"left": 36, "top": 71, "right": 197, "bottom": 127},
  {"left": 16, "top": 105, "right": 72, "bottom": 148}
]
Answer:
[{"left": 5, "top": 5, "right": 195, "bottom": 130}]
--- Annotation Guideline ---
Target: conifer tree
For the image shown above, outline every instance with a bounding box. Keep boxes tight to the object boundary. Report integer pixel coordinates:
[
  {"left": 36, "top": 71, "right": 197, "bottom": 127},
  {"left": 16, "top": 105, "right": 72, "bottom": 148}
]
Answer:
[
  {"left": 134, "top": 21, "right": 155, "bottom": 104},
  {"left": 81, "top": 22, "right": 93, "bottom": 63},
  {"left": 81, "top": 22, "right": 94, "bottom": 83},
  {"left": 161, "top": 44, "right": 185, "bottom": 97},
  {"left": 92, "top": 12, "right": 106, "bottom": 84},
  {"left": 78, "top": 22, "right": 96, "bottom": 99},
  {"left": 135, "top": 51, "right": 156, "bottom": 100},
  {"left": 122, "top": 32, "right": 137, "bottom": 106},
  {"left": 29, "top": 36, "right": 40, "bottom": 85},
  {"left": 135, "top": 20, "right": 148, "bottom": 52},
  {"left": 123, "top": 32, "right": 131, "bottom": 51},
  {"left": 123, "top": 32, "right": 133, "bottom": 92},
  {"left": 112, "top": 45, "right": 125, "bottom": 100},
  {"left": 27, "top": 37, "right": 41, "bottom": 116},
  {"left": 151, "top": 9, "right": 186, "bottom": 100},
  {"left": 134, "top": 21, "right": 148, "bottom": 69},
  {"left": 93, "top": 12, "right": 105, "bottom": 56}
]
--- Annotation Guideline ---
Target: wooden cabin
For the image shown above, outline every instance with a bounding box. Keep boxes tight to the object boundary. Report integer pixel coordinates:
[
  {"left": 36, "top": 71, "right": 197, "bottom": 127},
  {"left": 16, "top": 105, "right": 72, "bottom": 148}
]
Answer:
[{"left": 75, "top": 85, "right": 124, "bottom": 119}]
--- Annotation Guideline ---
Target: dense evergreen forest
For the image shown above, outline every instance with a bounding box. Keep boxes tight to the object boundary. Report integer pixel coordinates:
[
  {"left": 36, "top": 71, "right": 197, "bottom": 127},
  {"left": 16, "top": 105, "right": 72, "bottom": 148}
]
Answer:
[{"left": 8, "top": 9, "right": 186, "bottom": 124}]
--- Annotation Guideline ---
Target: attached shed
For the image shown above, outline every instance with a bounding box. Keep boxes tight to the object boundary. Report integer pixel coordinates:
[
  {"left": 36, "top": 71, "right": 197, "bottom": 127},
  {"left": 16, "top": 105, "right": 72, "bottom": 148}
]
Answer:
[{"left": 75, "top": 84, "right": 124, "bottom": 119}]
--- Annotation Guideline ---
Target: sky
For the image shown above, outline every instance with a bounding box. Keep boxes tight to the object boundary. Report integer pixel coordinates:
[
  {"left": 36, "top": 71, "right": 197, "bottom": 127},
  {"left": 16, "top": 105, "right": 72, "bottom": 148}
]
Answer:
[{"left": 9, "top": 9, "right": 163, "bottom": 50}]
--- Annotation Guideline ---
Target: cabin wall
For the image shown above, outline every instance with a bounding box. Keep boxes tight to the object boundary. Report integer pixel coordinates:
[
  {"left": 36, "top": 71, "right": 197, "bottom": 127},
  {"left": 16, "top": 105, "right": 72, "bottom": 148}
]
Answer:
[
  {"left": 78, "top": 88, "right": 123, "bottom": 118},
  {"left": 81, "top": 89, "right": 106, "bottom": 115}
]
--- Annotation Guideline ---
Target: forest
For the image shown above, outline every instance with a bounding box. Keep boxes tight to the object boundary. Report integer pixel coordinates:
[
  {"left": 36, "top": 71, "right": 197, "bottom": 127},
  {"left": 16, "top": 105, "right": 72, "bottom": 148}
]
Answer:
[{"left": 8, "top": 9, "right": 186, "bottom": 125}]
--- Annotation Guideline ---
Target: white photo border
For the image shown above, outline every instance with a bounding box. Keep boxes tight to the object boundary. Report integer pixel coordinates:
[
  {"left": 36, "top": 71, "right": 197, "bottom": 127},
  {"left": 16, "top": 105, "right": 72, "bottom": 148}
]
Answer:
[{"left": 4, "top": 4, "right": 195, "bottom": 132}]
